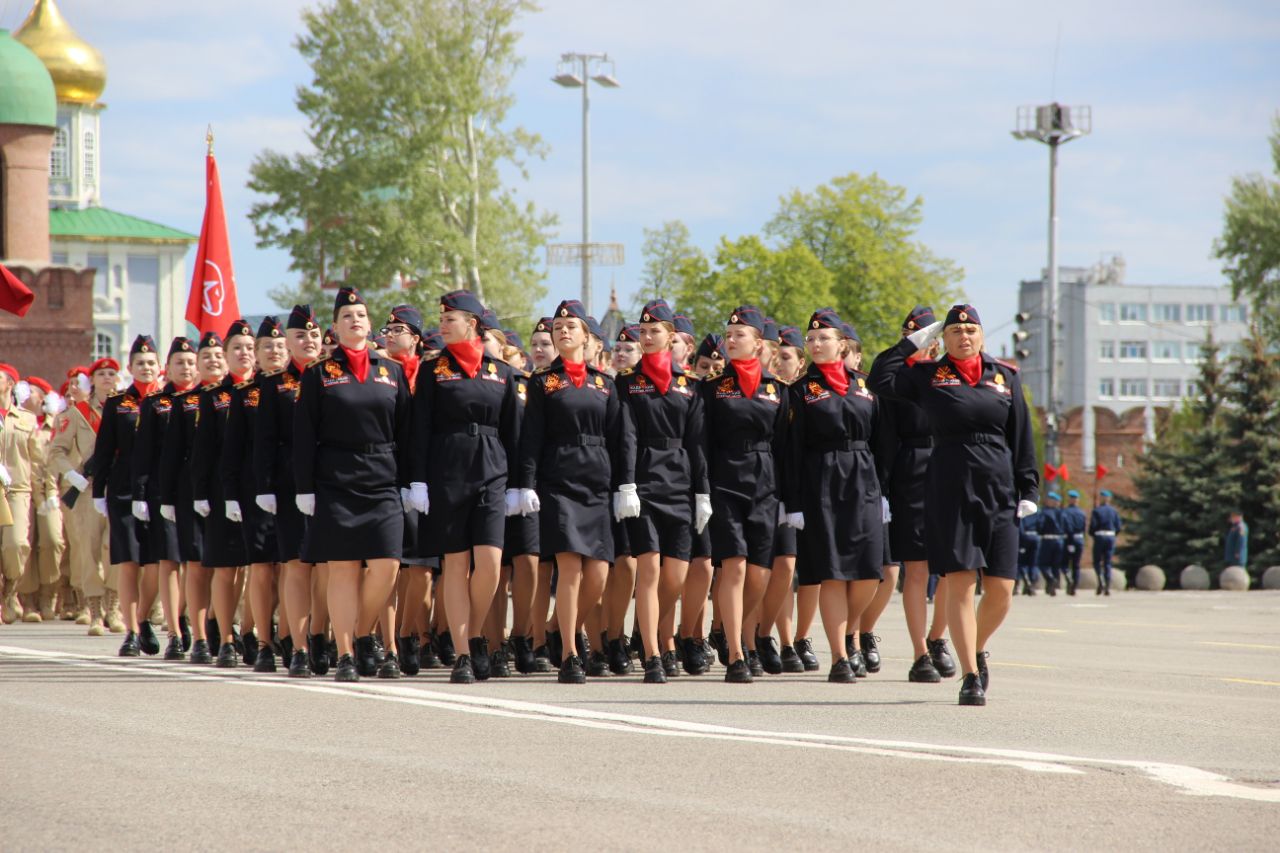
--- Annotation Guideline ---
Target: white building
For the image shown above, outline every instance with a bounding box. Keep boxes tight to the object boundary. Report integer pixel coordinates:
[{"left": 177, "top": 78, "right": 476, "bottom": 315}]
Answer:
[{"left": 1017, "top": 254, "right": 1250, "bottom": 468}]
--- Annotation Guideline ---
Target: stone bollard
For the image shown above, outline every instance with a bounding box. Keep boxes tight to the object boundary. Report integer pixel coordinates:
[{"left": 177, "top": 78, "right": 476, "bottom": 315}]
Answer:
[
  {"left": 1110, "top": 571, "right": 1128, "bottom": 591},
  {"left": 1219, "top": 566, "right": 1250, "bottom": 591},
  {"left": 1263, "top": 566, "right": 1280, "bottom": 591},
  {"left": 1135, "top": 564, "right": 1166, "bottom": 591},
  {"left": 1180, "top": 565, "right": 1210, "bottom": 591},
  {"left": 1077, "top": 567, "right": 1099, "bottom": 591}
]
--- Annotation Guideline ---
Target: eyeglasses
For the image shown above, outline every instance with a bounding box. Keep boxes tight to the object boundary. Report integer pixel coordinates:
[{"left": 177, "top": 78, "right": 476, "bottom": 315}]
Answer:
[{"left": 380, "top": 325, "right": 412, "bottom": 336}]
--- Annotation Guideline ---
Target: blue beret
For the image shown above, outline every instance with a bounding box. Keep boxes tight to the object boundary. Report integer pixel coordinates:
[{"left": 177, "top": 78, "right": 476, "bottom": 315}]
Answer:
[
  {"left": 1100, "top": 489, "right": 1113, "bottom": 498},
  {"left": 1047, "top": 491, "right": 1062, "bottom": 501},
  {"left": 1067, "top": 489, "right": 1080, "bottom": 498}
]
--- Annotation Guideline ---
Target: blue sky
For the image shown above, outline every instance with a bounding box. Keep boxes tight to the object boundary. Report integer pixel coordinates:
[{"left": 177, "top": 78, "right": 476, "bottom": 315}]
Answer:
[{"left": 19, "top": 0, "right": 1279, "bottom": 339}]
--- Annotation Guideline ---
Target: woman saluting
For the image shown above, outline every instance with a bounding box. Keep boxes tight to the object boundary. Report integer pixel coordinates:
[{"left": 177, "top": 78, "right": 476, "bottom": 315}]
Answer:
[
  {"left": 294, "top": 287, "right": 411, "bottom": 682},
  {"left": 868, "top": 304, "right": 1038, "bottom": 706}
]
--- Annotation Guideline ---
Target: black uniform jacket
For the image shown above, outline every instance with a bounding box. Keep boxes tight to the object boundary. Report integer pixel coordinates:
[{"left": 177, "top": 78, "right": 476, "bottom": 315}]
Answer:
[
  {"left": 700, "top": 363, "right": 787, "bottom": 505},
  {"left": 191, "top": 375, "right": 246, "bottom": 567},
  {"left": 131, "top": 382, "right": 179, "bottom": 505},
  {"left": 221, "top": 372, "right": 277, "bottom": 563},
  {"left": 90, "top": 384, "right": 145, "bottom": 501},
  {"left": 614, "top": 363, "right": 709, "bottom": 518}
]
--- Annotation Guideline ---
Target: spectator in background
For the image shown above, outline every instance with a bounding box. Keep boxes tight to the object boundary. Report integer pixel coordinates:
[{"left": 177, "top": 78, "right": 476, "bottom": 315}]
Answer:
[{"left": 1224, "top": 511, "right": 1248, "bottom": 571}]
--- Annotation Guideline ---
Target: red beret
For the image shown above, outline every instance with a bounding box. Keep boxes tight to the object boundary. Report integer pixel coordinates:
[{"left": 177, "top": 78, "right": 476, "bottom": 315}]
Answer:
[
  {"left": 0, "top": 363, "right": 18, "bottom": 384},
  {"left": 89, "top": 357, "right": 120, "bottom": 375},
  {"left": 66, "top": 365, "right": 89, "bottom": 379},
  {"left": 25, "top": 376, "right": 51, "bottom": 394}
]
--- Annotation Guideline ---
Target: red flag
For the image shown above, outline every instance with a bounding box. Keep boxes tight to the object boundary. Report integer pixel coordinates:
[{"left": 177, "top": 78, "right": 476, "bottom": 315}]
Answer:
[
  {"left": 0, "top": 263, "right": 35, "bottom": 317},
  {"left": 1096, "top": 463, "right": 1109, "bottom": 480},
  {"left": 1043, "top": 463, "right": 1058, "bottom": 482},
  {"left": 185, "top": 147, "right": 240, "bottom": 338},
  {"left": 1058, "top": 463, "right": 1071, "bottom": 483}
]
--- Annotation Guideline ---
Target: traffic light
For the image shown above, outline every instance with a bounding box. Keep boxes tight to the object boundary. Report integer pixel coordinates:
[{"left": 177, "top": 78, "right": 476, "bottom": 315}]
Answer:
[{"left": 1013, "top": 312, "right": 1032, "bottom": 360}]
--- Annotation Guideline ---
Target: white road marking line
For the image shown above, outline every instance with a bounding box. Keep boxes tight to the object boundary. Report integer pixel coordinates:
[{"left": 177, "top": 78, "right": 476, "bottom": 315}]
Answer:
[
  {"left": 1017, "top": 627, "right": 1067, "bottom": 634},
  {"left": 3, "top": 645, "right": 1279, "bottom": 803},
  {"left": 1199, "top": 641, "right": 1280, "bottom": 651},
  {"left": 1068, "top": 604, "right": 1109, "bottom": 608},
  {"left": 1221, "top": 678, "right": 1280, "bottom": 687}
]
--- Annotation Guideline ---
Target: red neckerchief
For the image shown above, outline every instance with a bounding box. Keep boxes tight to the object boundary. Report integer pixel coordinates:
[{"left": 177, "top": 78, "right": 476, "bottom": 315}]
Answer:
[
  {"left": 291, "top": 358, "right": 310, "bottom": 374},
  {"left": 907, "top": 350, "right": 928, "bottom": 366},
  {"left": 563, "top": 358, "right": 587, "bottom": 388},
  {"left": 341, "top": 345, "right": 370, "bottom": 383},
  {"left": 447, "top": 337, "right": 484, "bottom": 379},
  {"left": 730, "top": 358, "right": 761, "bottom": 398},
  {"left": 173, "top": 382, "right": 196, "bottom": 394},
  {"left": 640, "top": 351, "right": 673, "bottom": 394},
  {"left": 132, "top": 380, "right": 159, "bottom": 397},
  {"left": 815, "top": 361, "right": 849, "bottom": 396},
  {"left": 953, "top": 355, "right": 982, "bottom": 387},
  {"left": 37, "top": 414, "right": 45, "bottom": 429},
  {"left": 230, "top": 371, "right": 252, "bottom": 384},
  {"left": 75, "top": 400, "right": 102, "bottom": 433},
  {"left": 395, "top": 352, "right": 420, "bottom": 393}
]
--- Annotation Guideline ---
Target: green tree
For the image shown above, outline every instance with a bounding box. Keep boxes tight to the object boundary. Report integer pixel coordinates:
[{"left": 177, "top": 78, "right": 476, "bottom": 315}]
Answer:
[
  {"left": 764, "top": 172, "right": 963, "bottom": 354},
  {"left": 247, "top": 0, "right": 553, "bottom": 328},
  {"left": 632, "top": 220, "right": 705, "bottom": 314},
  {"left": 1120, "top": 336, "right": 1241, "bottom": 585},
  {"left": 1214, "top": 114, "right": 1280, "bottom": 334},
  {"left": 1222, "top": 328, "right": 1280, "bottom": 570}
]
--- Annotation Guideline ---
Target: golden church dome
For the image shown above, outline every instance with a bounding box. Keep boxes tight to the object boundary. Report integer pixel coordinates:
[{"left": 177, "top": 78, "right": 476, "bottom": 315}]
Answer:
[{"left": 14, "top": 0, "right": 106, "bottom": 105}]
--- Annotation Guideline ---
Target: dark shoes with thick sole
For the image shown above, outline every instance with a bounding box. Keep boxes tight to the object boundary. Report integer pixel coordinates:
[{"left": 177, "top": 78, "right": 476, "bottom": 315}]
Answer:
[
  {"left": 859, "top": 633, "right": 881, "bottom": 673},
  {"left": 190, "top": 640, "right": 213, "bottom": 665},
  {"left": 756, "top": 635, "right": 783, "bottom": 675},
  {"left": 643, "top": 655, "right": 667, "bottom": 684},
  {"left": 254, "top": 646, "right": 277, "bottom": 673},
  {"left": 216, "top": 642, "right": 238, "bottom": 668},
  {"left": 308, "top": 633, "right": 331, "bottom": 676},
  {"left": 288, "top": 649, "right": 311, "bottom": 678},
  {"left": 828, "top": 658, "right": 856, "bottom": 683},
  {"left": 138, "top": 621, "right": 161, "bottom": 656},
  {"left": 334, "top": 653, "right": 359, "bottom": 682},
  {"left": 451, "top": 654, "right": 476, "bottom": 684},
  {"left": 795, "top": 637, "right": 820, "bottom": 671},
  {"left": 559, "top": 654, "right": 586, "bottom": 684},
  {"left": 725, "top": 659, "right": 753, "bottom": 683},
  {"left": 959, "top": 672, "right": 986, "bottom": 706},
  {"left": 118, "top": 632, "right": 140, "bottom": 657},
  {"left": 163, "top": 634, "right": 185, "bottom": 661},
  {"left": 927, "top": 637, "right": 957, "bottom": 678},
  {"left": 780, "top": 645, "right": 806, "bottom": 673},
  {"left": 908, "top": 654, "right": 942, "bottom": 683}
]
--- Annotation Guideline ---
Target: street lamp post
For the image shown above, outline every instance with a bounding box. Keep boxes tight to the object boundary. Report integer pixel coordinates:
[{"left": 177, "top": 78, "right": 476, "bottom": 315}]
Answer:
[
  {"left": 553, "top": 52, "right": 619, "bottom": 316},
  {"left": 1012, "top": 103, "right": 1091, "bottom": 469}
]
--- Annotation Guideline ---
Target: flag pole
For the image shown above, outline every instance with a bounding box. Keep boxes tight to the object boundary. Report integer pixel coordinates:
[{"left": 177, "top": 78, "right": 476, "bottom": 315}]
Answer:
[{"left": 206, "top": 124, "right": 213, "bottom": 155}]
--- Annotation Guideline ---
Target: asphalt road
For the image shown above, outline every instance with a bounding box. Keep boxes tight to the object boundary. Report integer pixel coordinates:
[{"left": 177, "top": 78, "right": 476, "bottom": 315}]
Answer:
[{"left": 2, "top": 590, "right": 1278, "bottom": 851}]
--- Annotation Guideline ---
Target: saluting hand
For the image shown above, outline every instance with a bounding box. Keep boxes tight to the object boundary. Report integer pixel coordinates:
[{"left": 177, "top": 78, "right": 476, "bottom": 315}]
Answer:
[
  {"left": 906, "top": 319, "right": 944, "bottom": 350},
  {"left": 1017, "top": 500, "right": 1038, "bottom": 519}
]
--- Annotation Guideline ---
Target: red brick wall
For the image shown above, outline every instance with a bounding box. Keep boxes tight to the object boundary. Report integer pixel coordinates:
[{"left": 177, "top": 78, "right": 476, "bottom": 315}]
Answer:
[{"left": 0, "top": 264, "right": 95, "bottom": 383}]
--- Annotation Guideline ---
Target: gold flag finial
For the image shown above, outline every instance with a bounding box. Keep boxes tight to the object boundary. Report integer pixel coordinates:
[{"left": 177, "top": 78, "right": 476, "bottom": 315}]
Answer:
[{"left": 206, "top": 125, "right": 214, "bottom": 155}]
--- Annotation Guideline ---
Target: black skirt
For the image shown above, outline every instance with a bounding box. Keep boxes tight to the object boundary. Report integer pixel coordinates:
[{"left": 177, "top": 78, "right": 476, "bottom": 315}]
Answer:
[
  {"left": 175, "top": 500, "right": 203, "bottom": 563},
  {"left": 771, "top": 522, "right": 797, "bottom": 560},
  {"left": 148, "top": 498, "right": 180, "bottom": 563},
  {"left": 302, "top": 446, "right": 403, "bottom": 562},
  {"left": 240, "top": 498, "right": 278, "bottom": 564},
  {"left": 503, "top": 510, "right": 540, "bottom": 563},
  {"left": 273, "top": 496, "right": 306, "bottom": 564},
  {"left": 888, "top": 446, "right": 930, "bottom": 563},
  {"left": 420, "top": 476, "right": 505, "bottom": 555},
  {"left": 107, "top": 498, "right": 150, "bottom": 565},
  {"left": 538, "top": 491, "right": 612, "bottom": 563},
  {"left": 710, "top": 491, "right": 779, "bottom": 568},
  {"left": 794, "top": 448, "right": 883, "bottom": 585}
]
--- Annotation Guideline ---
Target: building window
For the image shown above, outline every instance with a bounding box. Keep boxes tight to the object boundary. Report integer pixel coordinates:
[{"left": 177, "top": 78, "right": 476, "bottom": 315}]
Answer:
[
  {"left": 83, "top": 131, "right": 96, "bottom": 183},
  {"left": 1220, "top": 304, "right": 1248, "bottom": 324},
  {"left": 50, "top": 127, "right": 69, "bottom": 179},
  {"left": 1153, "top": 303, "right": 1181, "bottom": 323},
  {"left": 1099, "top": 378, "right": 1115, "bottom": 398},
  {"left": 1152, "top": 379, "right": 1181, "bottom": 398},
  {"left": 1186, "top": 379, "right": 1200, "bottom": 398},
  {"left": 1098, "top": 303, "right": 1116, "bottom": 323},
  {"left": 1119, "top": 340, "right": 1148, "bottom": 360},
  {"left": 1187, "top": 304, "right": 1214, "bottom": 323},
  {"left": 1120, "top": 303, "right": 1148, "bottom": 322},
  {"left": 88, "top": 253, "right": 109, "bottom": 296},
  {"left": 1152, "top": 340, "right": 1181, "bottom": 360},
  {"left": 94, "top": 332, "right": 114, "bottom": 359},
  {"left": 1120, "top": 378, "right": 1148, "bottom": 398},
  {"left": 51, "top": 252, "right": 68, "bottom": 265},
  {"left": 1098, "top": 340, "right": 1115, "bottom": 360}
]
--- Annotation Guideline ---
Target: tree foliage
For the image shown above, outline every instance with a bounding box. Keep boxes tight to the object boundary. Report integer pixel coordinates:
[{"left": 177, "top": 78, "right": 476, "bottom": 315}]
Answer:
[
  {"left": 1213, "top": 113, "right": 1280, "bottom": 334},
  {"left": 1221, "top": 329, "right": 1280, "bottom": 568},
  {"left": 247, "top": 0, "right": 552, "bottom": 327}
]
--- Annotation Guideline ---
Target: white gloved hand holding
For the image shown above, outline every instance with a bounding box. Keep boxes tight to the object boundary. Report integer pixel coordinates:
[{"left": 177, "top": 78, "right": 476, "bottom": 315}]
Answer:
[
  {"left": 160, "top": 504, "right": 176, "bottom": 523},
  {"left": 193, "top": 500, "right": 211, "bottom": 518},
  {"left": 519, "top": 488, "right": 541, "bottom": 516},
  {"left": 64, "top": 470, "right": 89, "bottom": 491},
  {"left": 93, "top": 497, "right": 108, "bottom": 517},
  {"left": 694, "top": 493, "right": 713, "bottom": 534},
  {"left": 43, "top": 391, "right": 65, "bottom": 416},
  {"left": 613, "top": 483, "right": 641, "bottom": 522},
  {"left": 255, "top": 494, "right": 277, "bottom": 514},
  {"left": 408, "top": 482, "right": 429, "bottom": 515},
  {"left": 505, "top": 488, "right": 521, "bottom": 517},
  {"left": 784, "top": 511, "right": 805, "bottom": 530},
  {"left": 0, "top": 463, "right": 11, "bottom": 488},
  {"left": 1017, "top": 500, "right": 1039, "bottom": 519},
  {"left": 132, "top": 500, "right": 150, "bottom": 523},
  {"left": 881, "top": 496, "right": 892, "bottom": 524},
  {"left": 906, "top": 319, "right": 944, "bottom": 351},
  {"left": 225, "top": 500, "right": 242, "bottom": 523},
  {"left": 295, "top": 493, "right": 316, "bottom": 516}
]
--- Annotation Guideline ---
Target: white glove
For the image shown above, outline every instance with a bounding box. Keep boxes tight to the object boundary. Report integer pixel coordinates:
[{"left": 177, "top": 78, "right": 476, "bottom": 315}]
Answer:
[
  {"left": 409, "top": 482, "right": 429, "bottom": 515},
  {"left": 505, "top": 488, "right": 521, "bottom": 517},
  {"left": 881, "top": 496, "right": 892, "bottom": 524},
  {"left": 295, "top": 493, "right": 316, "bottom": 516},
  {"left": 13, "top": 381, "right": 30, "bottom": 406},
  {"left": 0, "top": 464, "right": 11, "bottom": 488},
  {"left": 43, "top": 391, "right": 65, "bottom": 416},
  {"left": 255, "top": 494, "right": 277, "bottom": 514},
  {"left": 784, "top": 511, "right": 805, "bottom": 530},
  {"left": 519, "top": 488, "right": 541, "bottom": 516},
  {"left": 41, "top": 495, "right": 59, "bottom": 514},
  {"left": 225, "top": 500, "right": 242, "bottom": 523},
  {"left": 193, "top": 500, "right": 211, "bottom": 518},
  {"left": 64, "top": 470, "right": 89, "bottom": 491},
  {"left": 1017, "top": 500, "right": 1039, "bottom": 519},
  {"left": 777, "top": 503, "right": 788, "bottom": 526},
  {"left": 694, "top": 493, "right": 713, "bottom": 534},
  {"left": 906, "top": 319, "right": 944, "bottom": 351},
  {"left": 93, "top": 497, "right": 108, "bottom": 517},
  {"left": 160, "top": 504, "right": 176, "bottom": 523},
  {"left": 132, "top": 500, "right": 150, "bottom": 522},
  {"left": 614, "top": 483, "right": 641, "bottom": 521}
]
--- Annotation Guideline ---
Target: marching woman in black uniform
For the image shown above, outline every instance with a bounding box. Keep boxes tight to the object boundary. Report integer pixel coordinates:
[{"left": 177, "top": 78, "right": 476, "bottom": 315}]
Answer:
[
  {"left": 603, "top": 324, "right": 640, "bottom": 674},
  {"left": 521, "top": 317, "right": 557, "bottom": 672},
  {"left": 497, "top": 332, "right": 540, "bottom": 676},
  {"left": 160, "top": 331, "right": 227, "bottom": 663},
  {"left": 255, "top": 305, "right": 325, "bottom": 677},
  {"left": 516, "top": 299, "right": 623, "bottom": 683},
  {"left": 294, "top": 287, "right": 411, "bottom": 682},
  {"left": 784, "top": 308, "right": 885, "bottom": 684},
  {"left": 132, "top": 336, "right": 197, "bottom": 659},
  {"left": 869, "top": 304, "right": 1038, "bottom": 706},
  {"left": 408, "top": 290, "right": 520, "bottom": 684},
  {"left": 615, "top": 299, "right": 710, "bottom": 684},
  {"left": 92, "top": 335, "right": 162, "bottom": 657},
  {"left": 224, "top": 317, "right": 287, "bottom": 672},
  {"left": 703, "top": 306, "right": 788, "bottom": 683}
]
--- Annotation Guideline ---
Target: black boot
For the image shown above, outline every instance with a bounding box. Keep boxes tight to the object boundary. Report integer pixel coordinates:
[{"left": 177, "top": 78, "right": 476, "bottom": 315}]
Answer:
[
  {"left": 828, "top": 658, "right": 855, "bottom": 683},
  {"left": 927, "top": 637, "right": 957, "bottom": 678},
  {"left": 334, "top": 653, "right": 358, "bottom": 682},
  {"left": 420, "top": 639, "right": 443, "bottom": 669},
  {"left": 725, "top": 658, "right": 753, "bottom": 683},
  {"left": 288, "top": 649, "right": 310, "bottom": 678},
  {"left": 163, "top": 634, "right": 185, "bottom": 661},
  {"left": 795, "top": 637, "right": 820, "bottom": 671},
  {"left": 558, "top": 654, "right": 586, "bottom": 684},
  {"left": 756, "top": 634, "right": 783, "bottom": 675},
  {"left": 511, "top": 635, "right": 536, "bottom": 674},
  {"left": 661, "top": 650, "right": 680, "bottom": 678},
  {"left": 138, "top": 620, "right": 160, "bottom": 656},
  {"left": 908, "top": 654, "right": 941, "bottom": 683},
  {"left": 354, "top": 635, "right": 378, "bottom": 677},
  {"left": 179, "top": 614, "right": 192, "bottom": 652},
  {"left": 398, "top": 635, "right": 421, "bottom": 676},
  {"left": 708, "top": 625, "right": 729, "bottom": 667},
  {"left": 958, "top": 672, "right": 986, "bottom": 706},
  {"left": 545, "top": 630, "right": 563, "bottom": 668},
  {"left": 849, "top": 649, "right": 868, "bottom": 678},
  {"left": 532, "top": 643, "right": 553, "bottom": 672},
  {"left": 469, "top": 637, "right": 492, "bottom": 681},
  {"left": 490, "top": 645, "right": 512, "bottom": 678},
  {"left": 308, "top": 633, "right": 330, "bottom": 676},
  {"left": 378, "top": 653, "right": 402, "bottom": 679},
  {"left": 450, "top": 653, "right": 475, "bottom": 684},
  {"left": 240, "top": 630, "right": 257, "bottom": 667},
  {"left": 780, "top": 644, "right": 805, "bottom": 673},
  {"left": 118, "top": 631, "right": 141, "bottom": 657},
  {"left": 747, "top": 649, "right": 764, "bottom": 677},
  {"left": 432, "top": 629, "right": 456, "bottom": 666},
  {"left": 216, "top": 642, "right": 238, "bottom": 668},
  {"left": 190, "top": 639, "right": 213, "bottom": 665},
  {"left": 607, "top": 637, "right": 632, "bottom": 675},
  {"left": 681, "top": 635, "right": 708, "bottom": 675},
  {"left": 642, "top": 655, "right": 667, "bottom": 684},
  {"left": 628, "top": 630, "right": 644, "bottom": 661},
  {"left": 859, "top": 633, "right": 881, "bottom": 673},
  {"left": 977, "top": 650, "right": 990, "bottom": 691},
  {"left": 253, "top": 645, "right": 277, "bottom": 673}
]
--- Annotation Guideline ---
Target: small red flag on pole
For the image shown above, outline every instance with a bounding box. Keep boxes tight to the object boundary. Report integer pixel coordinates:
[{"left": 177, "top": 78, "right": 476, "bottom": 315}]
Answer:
[
  {"left": 1044, "top": 462, "right": 1058, "bottom": 482},
  {"left": 1058, "top": 463, "right": 1071, "bottom": 483},
  {"left": 1096, "top": 463, "right": 1109, "bottom": 480},
  {"left": 0, "top": 263, "right": 35, "bottom": 317},
  {"left": 185, "top": 127, "right": 240, "bottom": 339}
]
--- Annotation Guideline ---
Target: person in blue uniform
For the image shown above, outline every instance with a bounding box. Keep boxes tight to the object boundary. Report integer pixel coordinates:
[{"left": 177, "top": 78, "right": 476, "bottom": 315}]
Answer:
[
  {"left": 1062, "top": 490, "right": 1087, "bottom": 595},
  {"left": 875, "top": 305, "right": 957, "bottom": 684},
  {"left": 515, "top": 299, "right": 623, "bottom": 683},
  {"left": 615, "top": 299, "right": 709, "bottom": 684},
  {"left": 784, "top": 308, "right": 884, "bottom": 685},
  {"left": 1016, "top": 510, "right": 1042, "bottom": 596},
  {"left": 869, "top": 304, "right": 1039, "bottom": 706},
  {"left": 294, "top": 287, "right": 411, "bottom": 682},
  {"left": 92, "top": 335, "right": 162, "bottom": 657},
  {"left": 1037, "top": 492, "right": 1065, "bottom": 596},
  {"left": 160, "top": 331, "right": 227, "bottom": 663},
  {"left": 1089, "top": 489, "right": 1122, "bottom": 596},
  {"left": 131, "top": 336, "right": 197, "bottom": 659},
  {"left": 701, "top": 306, "right": 788, "bottom": 683},
  {"left": 407, "top": 289, "right": 521, "bottom": 684}
]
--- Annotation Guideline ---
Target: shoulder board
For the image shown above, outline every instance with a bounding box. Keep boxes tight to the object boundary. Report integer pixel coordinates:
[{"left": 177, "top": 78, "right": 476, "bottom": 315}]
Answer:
[
  {"left": 993, "top": 357, "right": 1020, "bottom": 373},
  {"left": 234, "top": 379, "right": 255, "bottom": 389},
  {"left": 520, "top": 369, "right": 533, "bottom": 378},
  {"left": 532, "top": 366, "right": 550, "bottom": 375},
  {"left": 618, "top": 367, "right": 634, "bottom": 376},
  {"left": 260, "top": 368, "right": 284, "bottom": 378},
  {"left": 108, "top": 390, "right": 125, "bottom": 399}
]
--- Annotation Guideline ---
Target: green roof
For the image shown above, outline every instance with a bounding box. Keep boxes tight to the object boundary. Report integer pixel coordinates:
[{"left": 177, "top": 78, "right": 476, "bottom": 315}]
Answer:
[
  {"left": 0, "top": 29, "right": 55, "bottom": 128},
  {"left": 49, "top": 206, "right": 197, "bottom": 244}
]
